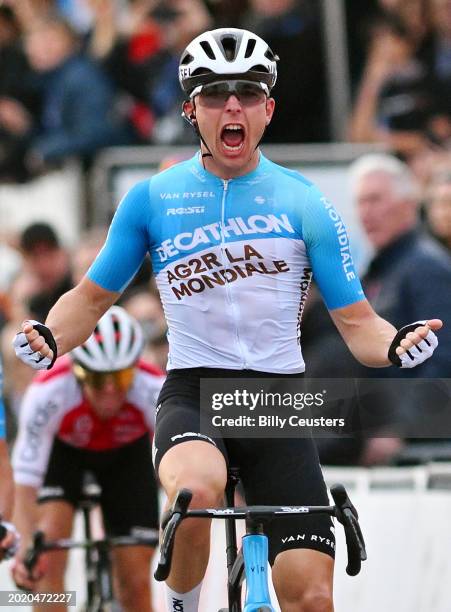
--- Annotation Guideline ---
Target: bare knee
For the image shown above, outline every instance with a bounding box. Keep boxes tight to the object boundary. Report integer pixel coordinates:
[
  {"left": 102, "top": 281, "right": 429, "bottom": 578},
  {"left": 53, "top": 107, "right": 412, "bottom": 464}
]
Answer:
[
  {"left": 273, "top": 549, "right": 334, "bottom": 612},
  {"left": 279, "top": 585, "right": 333, "bottom": 612},
  {"left": 299, "top": 587, "right": 333, "bottom": 612},
  {"left": 171, "top": 480, "right": 224, "bottom": 546}
]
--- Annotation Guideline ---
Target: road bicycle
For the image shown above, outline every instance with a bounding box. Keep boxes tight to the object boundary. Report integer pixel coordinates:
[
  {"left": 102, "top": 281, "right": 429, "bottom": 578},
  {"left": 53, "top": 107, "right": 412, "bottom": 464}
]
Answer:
[
  {"left": 155, "top": 467, "right": 367, "bottom": 612},
  {"left": 24, "top": 475, "right": 159, "bottom": 612}
]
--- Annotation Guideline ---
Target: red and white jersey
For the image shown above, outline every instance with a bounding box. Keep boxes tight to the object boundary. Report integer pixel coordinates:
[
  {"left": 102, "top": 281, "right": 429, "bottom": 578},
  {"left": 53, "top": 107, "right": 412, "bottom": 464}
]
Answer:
[{"left": 12, "top": 356, "right": 165, "bottom": 487}]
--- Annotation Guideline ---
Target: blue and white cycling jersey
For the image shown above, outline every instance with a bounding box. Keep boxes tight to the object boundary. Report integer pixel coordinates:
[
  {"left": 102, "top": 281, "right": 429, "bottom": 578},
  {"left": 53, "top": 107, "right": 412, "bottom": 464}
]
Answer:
[
  {"left": 0, "top": 356, "right": 6, "bottom": 439},
  {"left": 88, "top": 153, "right": 365, "bottom": 373}
]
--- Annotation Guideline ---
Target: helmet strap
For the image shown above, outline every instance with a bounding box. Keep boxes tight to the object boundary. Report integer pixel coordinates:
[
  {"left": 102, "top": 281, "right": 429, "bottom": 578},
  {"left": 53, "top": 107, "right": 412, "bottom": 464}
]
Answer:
[{"left": 182, "top": 99, "right": 212, "bottom": 168}]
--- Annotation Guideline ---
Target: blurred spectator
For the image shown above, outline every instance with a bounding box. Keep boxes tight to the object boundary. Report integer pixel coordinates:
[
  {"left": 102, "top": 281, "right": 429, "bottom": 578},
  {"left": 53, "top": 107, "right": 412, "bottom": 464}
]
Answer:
[
  {"left": 18, "top": 222, "right": 73, "bottom": 321},
  {"left": 3, "top": 0, "right": 56, "bottom": 32},
  {"left": 345, "top": 0, "right": 381, "bottom": 90},
  {"left": 425, "top": 167, "right": 451, "bottom": 251},
  {"left": 24, "top": 14, "right": 133, "bottom": 168},
  {"left": 71, "top": 225, "right": 108, "bottom": 285},
  {"left": 85, "top": 0, "right": 211, "bottom": 144},
  {"left": 240, "top": 0, "right": 328, "bottom": 142},
  {"left": 85, "top": 0, "right": 163, "bottom": 141},
  {"left": 144, "top": 0, "right": 212, "bottom": 144},
  {"left": 420, "top": 0, "right": 451, "bottom": 112},
  {"left": 0, "top": 5, "right": 40, "bottom": 182},
  {"left": 348, "top": 154, "right": 451, "bottom": 371},
  {"left": 303, "top": 153, "right": 451, "bottom": 465},
  {"left": 205, "top": 0, "right": 249, "bottom": 27},
  {"left": 348, "top": 11, "right": 451, "bottom": 159},
  {"left": 0, "top": 13, "right": 133, "bottom": 181},
  {"left": 379, "top": 0, "right": 432, "bottom": 44}
]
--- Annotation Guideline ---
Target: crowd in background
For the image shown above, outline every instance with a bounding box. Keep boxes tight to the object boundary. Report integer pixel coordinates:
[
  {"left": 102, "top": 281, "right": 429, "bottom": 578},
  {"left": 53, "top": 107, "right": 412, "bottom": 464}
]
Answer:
[
  {"left": 0, "top": 0, "right": 328, "bottom": 182},
  {"left": 0, "top": 0, "right": 451, "bottom": 468},
  {"left": 1, "top": 0, "right": 451, "bottom": 177}
]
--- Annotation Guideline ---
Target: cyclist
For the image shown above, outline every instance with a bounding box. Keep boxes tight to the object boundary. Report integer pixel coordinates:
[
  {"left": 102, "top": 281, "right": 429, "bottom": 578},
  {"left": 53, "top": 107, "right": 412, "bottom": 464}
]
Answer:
[
  {"left": 11, "top": 306, "right": 164, "bottom": 612},
  {"left": 0, "top": 355, "right": 19, "bottom": 561},
  {"left": 13, "top": 28, "right": 442, "bottom": 612}
]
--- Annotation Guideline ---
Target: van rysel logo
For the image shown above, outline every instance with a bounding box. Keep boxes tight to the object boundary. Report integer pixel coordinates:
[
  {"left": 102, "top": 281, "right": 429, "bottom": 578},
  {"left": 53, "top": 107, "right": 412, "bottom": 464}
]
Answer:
[{"left": 160, "top": 191, "right": 215, "bottom": 200}]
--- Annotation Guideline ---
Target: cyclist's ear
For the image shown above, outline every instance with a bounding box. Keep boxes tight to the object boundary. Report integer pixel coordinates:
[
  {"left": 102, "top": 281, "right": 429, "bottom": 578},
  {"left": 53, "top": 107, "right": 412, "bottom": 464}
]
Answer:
[
  {"left": 182, "top": 100, "right": 196, "bottom": 124},
  {"left": 265, "top": 97, "right": 275, "bottom": 125}
]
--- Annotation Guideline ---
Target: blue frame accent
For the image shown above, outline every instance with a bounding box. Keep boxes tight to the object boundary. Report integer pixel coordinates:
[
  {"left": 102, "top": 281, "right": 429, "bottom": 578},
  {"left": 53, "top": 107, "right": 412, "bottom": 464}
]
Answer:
[{"left": 242, "top": 534, "right": 276, "bottom": 612}]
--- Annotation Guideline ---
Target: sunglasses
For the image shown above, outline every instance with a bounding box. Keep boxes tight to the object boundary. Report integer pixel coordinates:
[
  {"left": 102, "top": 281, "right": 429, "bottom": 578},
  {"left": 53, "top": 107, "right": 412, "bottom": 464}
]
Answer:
[
  {"left": 73, "top": 364, "right": 135, "bottom": 391},
  {"left": 191, "top": 80, "right": 269, "bottom": 108}
]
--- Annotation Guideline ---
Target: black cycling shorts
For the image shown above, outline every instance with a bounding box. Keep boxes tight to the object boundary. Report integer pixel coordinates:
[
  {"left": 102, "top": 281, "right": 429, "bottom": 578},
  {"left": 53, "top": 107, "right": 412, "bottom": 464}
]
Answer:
[
  {"left": 154, "top": 368, "right": 335, "bottom": 564},
  {"left": 39, "top": 434, "right": 159, "bottom": 537}
]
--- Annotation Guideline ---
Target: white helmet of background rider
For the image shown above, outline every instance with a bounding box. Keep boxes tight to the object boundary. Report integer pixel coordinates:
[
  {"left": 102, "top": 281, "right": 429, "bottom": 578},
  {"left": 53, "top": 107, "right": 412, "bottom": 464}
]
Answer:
[
  {"left": 179, "top": 28, "right": 278, "bottom": 97},
  {"left": 71, "top": 306, "right": 143, "bottom": 372}
]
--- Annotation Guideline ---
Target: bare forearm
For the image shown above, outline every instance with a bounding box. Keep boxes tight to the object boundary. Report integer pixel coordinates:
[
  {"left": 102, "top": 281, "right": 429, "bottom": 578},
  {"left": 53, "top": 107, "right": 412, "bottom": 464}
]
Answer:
[
  {"left": 348, "top": 80, "right": 381, "bottom": 142},
  {"left": 12, "top": 485, "right": 38, "bottom": 555},
  {"left": 0, "top": 444, "right": 13, "bottom": 520},
  {"left": 45, "top": 278, "right": 119, "bottom": 357},
  {"left": 331, "top": 300, "right": 397, "bottom": 367}
]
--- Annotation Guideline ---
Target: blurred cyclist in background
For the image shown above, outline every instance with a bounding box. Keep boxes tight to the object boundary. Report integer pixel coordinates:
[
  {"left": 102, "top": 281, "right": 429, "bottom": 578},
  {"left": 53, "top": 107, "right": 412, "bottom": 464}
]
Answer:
[
  {"left": 0, "top": 353, "right": 19, "bottom": 561},
  {"left": 13, "top": 27, "right": 442, "bottom": 612},
  {"left": 11, "top": 306, "right": 164, "bottom": 611}
]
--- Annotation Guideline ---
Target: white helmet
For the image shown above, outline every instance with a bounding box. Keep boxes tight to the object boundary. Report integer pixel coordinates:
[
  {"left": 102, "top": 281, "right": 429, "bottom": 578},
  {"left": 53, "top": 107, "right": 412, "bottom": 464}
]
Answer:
[
  {"left": 71, "top": 306, "right": 143, "bottom": 372},
  {"left": 179, "top": 28, "right": 278, "bottom": 96}
]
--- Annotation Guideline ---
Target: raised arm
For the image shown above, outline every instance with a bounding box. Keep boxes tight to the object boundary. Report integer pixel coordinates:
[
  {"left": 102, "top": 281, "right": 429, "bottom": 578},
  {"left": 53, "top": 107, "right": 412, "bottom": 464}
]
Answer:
[
  {"left": 45, "top": 277, "right": 119, "bottom": 357},
  {"left": 15, "top": 277, "right": 119, "bottom": 368}
]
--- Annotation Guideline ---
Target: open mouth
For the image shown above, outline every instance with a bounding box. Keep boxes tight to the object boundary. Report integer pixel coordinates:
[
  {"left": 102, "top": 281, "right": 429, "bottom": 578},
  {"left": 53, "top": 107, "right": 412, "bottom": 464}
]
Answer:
[{"left": 221, "top": 123, "right": 245, "bottom": 151}]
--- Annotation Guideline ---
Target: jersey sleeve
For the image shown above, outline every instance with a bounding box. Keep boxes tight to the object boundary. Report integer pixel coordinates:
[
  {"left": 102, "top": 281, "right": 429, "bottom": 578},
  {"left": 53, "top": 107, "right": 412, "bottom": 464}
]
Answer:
[
  {"left": 87, "top": 180, "right": 152, "bottom": 292},
  {"left": 302, "top": 185, "right": 365, "bottom": 310},
  {"left": 12, "top": 384, "right": 63, "bottom": 488}
]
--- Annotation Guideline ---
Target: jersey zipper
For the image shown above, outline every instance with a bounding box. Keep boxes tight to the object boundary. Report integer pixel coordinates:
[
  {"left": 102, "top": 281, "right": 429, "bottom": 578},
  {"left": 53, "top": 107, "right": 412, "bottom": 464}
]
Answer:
[{"left": 220, "top": 179, "right": 248, "bottom": 369}]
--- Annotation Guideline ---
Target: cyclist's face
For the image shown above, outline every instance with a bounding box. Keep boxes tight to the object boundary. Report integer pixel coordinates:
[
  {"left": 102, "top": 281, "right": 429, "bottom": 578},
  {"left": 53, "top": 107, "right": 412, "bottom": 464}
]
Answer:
[
  {"left": 81, "top": 373, "right": 131, "bottom": 420},
  {"left": 184, "top": 81, "right": 275, "bottom": 178},
  {"left": 355, "top": 171, "right": 417, "bottom": 249}
]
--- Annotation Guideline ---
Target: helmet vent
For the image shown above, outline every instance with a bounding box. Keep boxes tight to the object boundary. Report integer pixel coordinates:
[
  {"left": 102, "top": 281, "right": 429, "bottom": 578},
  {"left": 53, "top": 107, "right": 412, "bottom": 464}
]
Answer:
[
  {"left": 112, "top": 316, "right": 121, "bottom": 348},
  {"left": 221, "top": 36, "right": 237, "bottom": 61},
  {"left": 265, "top": 48, "right": 276, "bottom": 61},
  {"left": 245, "top": 38, "right": 256, "bottom": 58},
  {"left": 181, "top": 52, "right": 194, "bottom": 65},
  {"left": 93, "top": 326, "right": 104, "bottom": 350},
  {"left": 191, "top": 67, "right": 212, "bottom": 76},
  {"left": 251, "top": 64, "right": 269, "bottom": 73},
  {"left": 200, "top": 41, "right": 215, "bottom": 60}
]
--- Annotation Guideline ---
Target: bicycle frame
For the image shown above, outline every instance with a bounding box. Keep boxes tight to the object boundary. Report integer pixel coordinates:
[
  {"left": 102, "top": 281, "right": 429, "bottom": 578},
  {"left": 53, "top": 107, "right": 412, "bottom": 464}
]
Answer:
[{"left": 155, "top": 477, "right": 367, "bottom": 612}]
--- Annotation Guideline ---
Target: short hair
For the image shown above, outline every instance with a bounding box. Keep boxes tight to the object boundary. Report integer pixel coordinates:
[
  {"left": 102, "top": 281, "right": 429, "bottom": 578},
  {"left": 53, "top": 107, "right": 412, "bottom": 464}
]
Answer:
[
  {"left": 20, "top": 222, "right": 60, "bottom": 253},
  {"left": 349, "top": 153, "right": 421, "bottom": 201}
]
